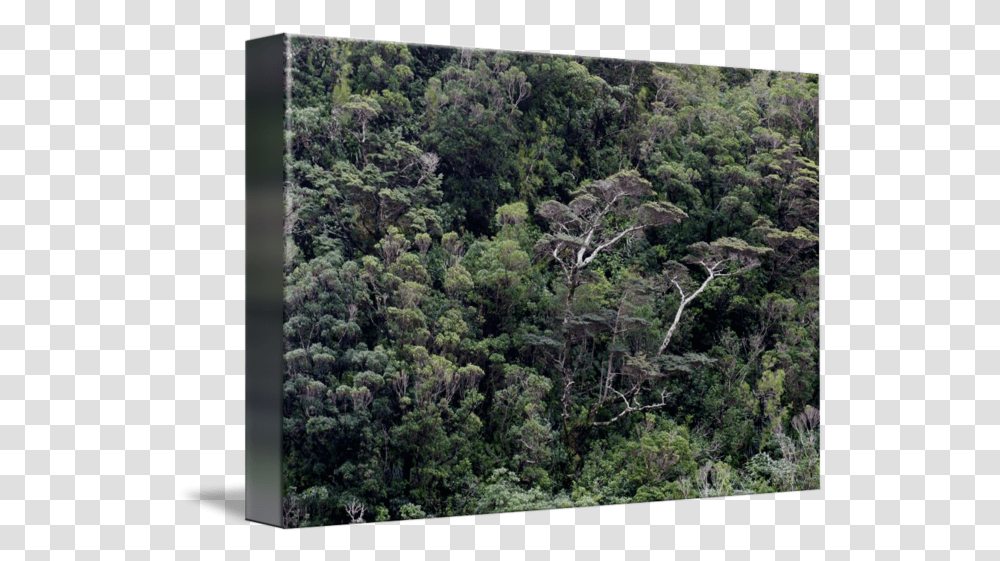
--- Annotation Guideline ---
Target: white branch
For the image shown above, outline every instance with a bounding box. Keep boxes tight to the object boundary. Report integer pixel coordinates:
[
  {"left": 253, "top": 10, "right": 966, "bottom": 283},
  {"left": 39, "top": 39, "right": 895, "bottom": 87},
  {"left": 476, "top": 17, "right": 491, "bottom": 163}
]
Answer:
[
  {"left": 592, "top": 388, "right": 672, "bottom": 427},
  {"left": 576, "top": 227, "right": 596, "bottom": 265},
  {"left": 668, "top": 277, "right": 686, "bottom": 301},
  {"left": 574, "top": 192, "right": 620, "bottom": 265},
  {"left": 657, "top": 264, "right": 717, "bottom": 356},
  {"left": 580, "top": 225, "right": 644, "bottom": 268}
]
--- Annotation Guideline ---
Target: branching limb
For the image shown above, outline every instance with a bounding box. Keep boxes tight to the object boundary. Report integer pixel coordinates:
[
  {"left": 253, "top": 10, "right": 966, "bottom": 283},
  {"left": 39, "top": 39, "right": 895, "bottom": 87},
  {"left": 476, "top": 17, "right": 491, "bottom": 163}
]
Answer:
[
  {"left": 658, "top": 263, "right": 716, "bottom": 356},
  {"left": 579, "top": 224, "right": 645, "bottom": 268},
  {"left": 592, "top": 388, "right": 672, "bottom": 427},
  {"left": 658, "top": 239, "right": 771, "bottom": 356},
  {"left": 345, "top": 498, "right": 366, "bottom": 524}
]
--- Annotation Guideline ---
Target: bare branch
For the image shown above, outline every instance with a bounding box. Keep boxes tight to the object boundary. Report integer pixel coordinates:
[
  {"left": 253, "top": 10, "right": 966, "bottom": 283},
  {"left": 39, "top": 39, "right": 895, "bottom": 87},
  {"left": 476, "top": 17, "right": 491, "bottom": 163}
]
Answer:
[
  {"left": 592, "top": 388, "right": 672, "bottom": 426},
  {"left": 658, "top": 267, "right": 715, "bottom": 356},
  {"left": 658, "top": 238, "right": 771, "bottom": 356},
  {"left": 580, "top": 224, "right": 645, "bottom": 268},
  {"left": 345, "top": 498, "right": 366, "bottom": 524}
]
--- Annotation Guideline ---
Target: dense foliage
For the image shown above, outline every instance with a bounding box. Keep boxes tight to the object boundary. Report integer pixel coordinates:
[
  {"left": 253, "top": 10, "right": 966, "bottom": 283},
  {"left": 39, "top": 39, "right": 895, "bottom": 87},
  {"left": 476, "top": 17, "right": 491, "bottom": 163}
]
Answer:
[{"left": 280, "top": 36, "right": 820, "bottom": 526}]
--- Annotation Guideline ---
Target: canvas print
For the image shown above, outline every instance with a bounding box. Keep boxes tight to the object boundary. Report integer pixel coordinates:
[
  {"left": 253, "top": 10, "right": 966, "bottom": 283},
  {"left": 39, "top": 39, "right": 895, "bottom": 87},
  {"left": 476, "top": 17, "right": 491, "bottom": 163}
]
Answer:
[{"left": 247, "top": 34, "right": 820, "bottom": 528}]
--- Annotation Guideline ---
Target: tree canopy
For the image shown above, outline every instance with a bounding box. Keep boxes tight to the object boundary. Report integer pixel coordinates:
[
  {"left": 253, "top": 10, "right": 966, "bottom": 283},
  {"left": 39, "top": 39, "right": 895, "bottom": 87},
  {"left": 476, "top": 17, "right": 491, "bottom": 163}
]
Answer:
[{"left": 281, "top": 36, "right": 820, "bottom": 526}]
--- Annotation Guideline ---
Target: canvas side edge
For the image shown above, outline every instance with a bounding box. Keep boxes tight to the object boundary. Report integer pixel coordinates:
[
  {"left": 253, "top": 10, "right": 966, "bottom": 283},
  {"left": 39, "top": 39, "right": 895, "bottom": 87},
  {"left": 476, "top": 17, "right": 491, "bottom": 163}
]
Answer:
[{"left": 245, "top": 33, "right": 287, "bottom": 528}]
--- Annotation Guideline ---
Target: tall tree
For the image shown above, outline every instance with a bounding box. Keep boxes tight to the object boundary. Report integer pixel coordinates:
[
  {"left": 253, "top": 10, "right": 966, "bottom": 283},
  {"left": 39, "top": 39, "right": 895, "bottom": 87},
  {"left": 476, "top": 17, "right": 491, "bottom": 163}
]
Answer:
[{"left": 534, "top": 169, "right": 687, "bottom": 323}]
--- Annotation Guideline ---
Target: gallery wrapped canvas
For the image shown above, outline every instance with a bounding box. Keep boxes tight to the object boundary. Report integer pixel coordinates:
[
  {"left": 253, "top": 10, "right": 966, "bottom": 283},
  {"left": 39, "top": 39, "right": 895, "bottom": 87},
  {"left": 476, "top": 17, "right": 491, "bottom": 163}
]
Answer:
[{"left": 247, "top": 34, "right": 820, "bottom": 528}]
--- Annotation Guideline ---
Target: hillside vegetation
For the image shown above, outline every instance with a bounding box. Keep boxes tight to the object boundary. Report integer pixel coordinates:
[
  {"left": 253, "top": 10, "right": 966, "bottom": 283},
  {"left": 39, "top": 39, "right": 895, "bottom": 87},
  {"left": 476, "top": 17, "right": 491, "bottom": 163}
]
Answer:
[{"left": 280, "top": 36, "right": 820, "bottom": 526}]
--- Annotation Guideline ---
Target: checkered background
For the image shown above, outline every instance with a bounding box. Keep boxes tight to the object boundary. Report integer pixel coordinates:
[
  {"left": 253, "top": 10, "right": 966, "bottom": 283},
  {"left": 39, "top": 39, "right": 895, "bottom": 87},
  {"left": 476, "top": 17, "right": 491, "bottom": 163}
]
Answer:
[{"left": 0, "top": 0, "right": 996, "bottom": 557}]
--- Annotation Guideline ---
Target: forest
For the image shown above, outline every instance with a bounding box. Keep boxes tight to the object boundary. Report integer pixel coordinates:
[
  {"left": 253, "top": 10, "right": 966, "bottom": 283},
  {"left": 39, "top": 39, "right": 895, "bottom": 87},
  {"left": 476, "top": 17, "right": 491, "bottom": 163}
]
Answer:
[{"left": 279, "top": 35, "right": 820, "bottom": 526}]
